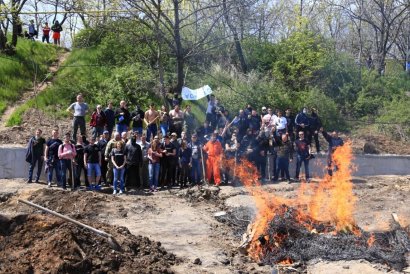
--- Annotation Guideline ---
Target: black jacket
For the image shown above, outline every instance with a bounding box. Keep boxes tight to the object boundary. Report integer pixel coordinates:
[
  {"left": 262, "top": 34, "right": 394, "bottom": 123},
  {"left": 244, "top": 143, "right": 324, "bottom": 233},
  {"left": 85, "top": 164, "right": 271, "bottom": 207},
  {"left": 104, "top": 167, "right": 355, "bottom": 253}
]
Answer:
[{"left": 125, "top": 141, "right": 143, "bottom": 165}]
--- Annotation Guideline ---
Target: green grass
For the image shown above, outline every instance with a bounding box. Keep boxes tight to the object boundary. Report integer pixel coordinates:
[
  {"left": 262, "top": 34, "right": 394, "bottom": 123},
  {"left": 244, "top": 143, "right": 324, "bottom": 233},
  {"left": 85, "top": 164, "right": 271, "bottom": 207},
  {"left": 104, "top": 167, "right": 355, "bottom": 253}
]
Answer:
[{"left": 0, "top": 38, "right": 59, "bottom": 118}]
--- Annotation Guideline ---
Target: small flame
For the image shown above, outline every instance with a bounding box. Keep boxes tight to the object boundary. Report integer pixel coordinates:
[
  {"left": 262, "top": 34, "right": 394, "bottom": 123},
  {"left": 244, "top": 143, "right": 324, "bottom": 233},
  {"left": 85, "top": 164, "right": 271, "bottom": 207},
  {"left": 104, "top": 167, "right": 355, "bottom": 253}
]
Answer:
[
  {"left": 367, "top": 233, "right": 376, "bottom": 247},
  {"left": 278, "top": 257, "right": 293, "bottom": 265}
]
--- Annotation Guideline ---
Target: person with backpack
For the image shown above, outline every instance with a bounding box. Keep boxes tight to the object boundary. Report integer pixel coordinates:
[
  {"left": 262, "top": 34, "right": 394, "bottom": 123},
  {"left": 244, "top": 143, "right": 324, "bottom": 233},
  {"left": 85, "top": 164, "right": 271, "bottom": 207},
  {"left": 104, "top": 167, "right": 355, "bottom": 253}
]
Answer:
[
  {"left": 51, "top": 20, "right": 62, "bottom": 46},
  {"left": 26, "top": 129, "right": 45, "bottom": 184},
  {"left": 58, "top": 133, "right": 77, "bottom": 190}
]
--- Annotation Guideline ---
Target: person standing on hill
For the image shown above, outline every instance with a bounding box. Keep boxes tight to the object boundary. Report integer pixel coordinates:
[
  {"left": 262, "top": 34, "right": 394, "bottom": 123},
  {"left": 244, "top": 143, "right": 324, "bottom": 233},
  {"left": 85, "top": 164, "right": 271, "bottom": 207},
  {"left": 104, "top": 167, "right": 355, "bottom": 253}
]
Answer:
[
  {"left": 115, "top": 100, "right": 131, "bottom": 135},
  {"left": 26, "top": 129, "right": 46, "bottom": 184},
  {"left": 131, "top": 105, "right": 145, "bottom": 135},
  {"left": 104, "top": 101, "right": 115, "bottom": 137},
  {"left": 51, "top": 20, "right": 62, "bottom": 46},
  {"left": 42, "top": 22, "right": 50, "bottom": 43},
  {"left": 28, "top": 19, "right": 37, "bottom": 40},
  {"left": 89, "top": 105, "right": 106, "bottom": 139},
  {"left": 67, "top": 94, "right": 88, "bottom": 142},
  {"left": 144, "top": 104, "right": 159, "bottom": 142}
]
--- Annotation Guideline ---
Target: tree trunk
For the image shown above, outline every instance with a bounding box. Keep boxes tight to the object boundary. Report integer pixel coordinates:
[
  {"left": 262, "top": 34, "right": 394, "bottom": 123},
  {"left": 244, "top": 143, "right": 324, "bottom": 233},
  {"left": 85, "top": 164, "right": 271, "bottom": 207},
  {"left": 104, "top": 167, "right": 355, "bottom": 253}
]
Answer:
[
  {"left": 222, "top": 0, "right": 247, "bottom": 73},
  {"left": 11, "top": 13, "right": 19, "bottom": 47},
  {"left": 0, "top": 28, "right": 7, "bottom": 51},
  {"left": 173, "top": 0, "right": 184, "bottom": 94}
]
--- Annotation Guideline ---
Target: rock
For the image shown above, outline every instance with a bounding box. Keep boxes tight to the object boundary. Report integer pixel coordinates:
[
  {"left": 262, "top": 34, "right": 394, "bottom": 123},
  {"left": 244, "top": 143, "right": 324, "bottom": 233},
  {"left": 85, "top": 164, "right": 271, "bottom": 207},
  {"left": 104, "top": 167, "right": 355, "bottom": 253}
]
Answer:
[
  {"left": 193, "top": 258, "right": 202, "bottom": 265},
  {"left": 363, "top": 142, "right": 379, "bottom": 154},
  {"left": 343, "top": 265, "right": 350, "bottom": 269}
]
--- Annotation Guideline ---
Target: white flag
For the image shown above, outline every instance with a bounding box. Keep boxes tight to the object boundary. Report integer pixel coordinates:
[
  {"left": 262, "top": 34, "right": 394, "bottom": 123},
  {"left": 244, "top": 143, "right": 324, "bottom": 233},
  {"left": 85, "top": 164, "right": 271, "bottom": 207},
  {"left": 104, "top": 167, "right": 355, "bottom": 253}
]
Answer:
[{"left": 181, "top": 85, "right": 213, "bottom": 100}]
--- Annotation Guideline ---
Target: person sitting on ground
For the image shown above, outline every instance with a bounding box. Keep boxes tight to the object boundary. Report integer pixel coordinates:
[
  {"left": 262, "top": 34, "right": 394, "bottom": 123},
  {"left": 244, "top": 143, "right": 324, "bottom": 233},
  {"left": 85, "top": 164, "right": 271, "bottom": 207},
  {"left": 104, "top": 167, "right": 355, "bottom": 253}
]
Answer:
[
  {"left": 58, "top": 133, "right": 77, "bottom": 190},
  {"left": 42, "top": 22, "right": 50, "bottom": 43},
  {"left": 90, "top": 105, "right": 106, "bottom": 139},
  {"left": 111, "top": 141, "right": 126, "bottom": 195},
  {"left": 26, "top": 129, "right": 45, "bottom": 184},
  {"left": 51, "top": 20, "right": 62, "bottom": 46},
  {"left": 84, "top": 136, "right": 102, "bottom": 189},
  {"left": 320, "top": 127, "right": 344, "bottom": 176}
]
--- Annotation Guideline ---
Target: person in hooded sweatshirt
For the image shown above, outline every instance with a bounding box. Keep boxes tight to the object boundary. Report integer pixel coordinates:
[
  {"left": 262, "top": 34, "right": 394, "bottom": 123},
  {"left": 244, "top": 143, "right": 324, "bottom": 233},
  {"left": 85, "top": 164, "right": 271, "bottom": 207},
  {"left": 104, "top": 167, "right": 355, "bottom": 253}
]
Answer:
[{"left": 124, "top": 132, "right": 143, "bottom": 189}]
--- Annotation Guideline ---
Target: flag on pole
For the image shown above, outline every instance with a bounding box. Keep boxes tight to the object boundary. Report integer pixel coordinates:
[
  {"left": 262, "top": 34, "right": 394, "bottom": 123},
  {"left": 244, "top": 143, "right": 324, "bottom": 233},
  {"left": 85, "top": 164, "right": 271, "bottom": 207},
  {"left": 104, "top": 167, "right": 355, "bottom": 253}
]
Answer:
[{"left": 181, "top": 85, "right": 213, "bottom": 100}]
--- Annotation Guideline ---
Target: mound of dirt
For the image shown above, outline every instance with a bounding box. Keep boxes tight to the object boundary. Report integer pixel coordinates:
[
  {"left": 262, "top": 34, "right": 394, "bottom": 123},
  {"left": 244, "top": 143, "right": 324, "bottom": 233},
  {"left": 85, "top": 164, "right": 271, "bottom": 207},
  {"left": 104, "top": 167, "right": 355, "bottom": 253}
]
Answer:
[
  {"left": 0, "top": 214, "right": 179, "bottom": 273},
  {"left": 177, "top": 185, "right": 222, "bottom": 204}
]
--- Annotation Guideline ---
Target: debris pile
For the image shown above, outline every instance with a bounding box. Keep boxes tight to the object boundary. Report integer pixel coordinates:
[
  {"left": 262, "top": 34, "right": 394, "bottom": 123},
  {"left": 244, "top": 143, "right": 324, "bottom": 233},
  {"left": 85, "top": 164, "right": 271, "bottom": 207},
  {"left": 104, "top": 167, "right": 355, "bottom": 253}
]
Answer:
[{"left": 0, "top": 214, "right": 179, "bottom": 273}]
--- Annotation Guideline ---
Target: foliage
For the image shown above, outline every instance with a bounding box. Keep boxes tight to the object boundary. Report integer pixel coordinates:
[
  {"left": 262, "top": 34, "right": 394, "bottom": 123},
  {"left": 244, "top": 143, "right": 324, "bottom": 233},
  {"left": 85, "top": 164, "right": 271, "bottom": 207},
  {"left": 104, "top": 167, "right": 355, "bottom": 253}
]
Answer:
[{"left": 0, "top": 39, "right": 58, "bottom": 115}]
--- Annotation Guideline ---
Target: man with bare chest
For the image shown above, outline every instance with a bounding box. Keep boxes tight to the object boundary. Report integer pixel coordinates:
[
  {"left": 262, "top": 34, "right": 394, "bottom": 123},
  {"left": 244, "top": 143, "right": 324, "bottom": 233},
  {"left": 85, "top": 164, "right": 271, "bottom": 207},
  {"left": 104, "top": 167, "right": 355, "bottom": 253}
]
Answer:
[
  {"left": 144, "top": 104, "right": 159, "bottom": 142},
  {"left": 169, "top": 104, "right": 185, "bottom": 137}
]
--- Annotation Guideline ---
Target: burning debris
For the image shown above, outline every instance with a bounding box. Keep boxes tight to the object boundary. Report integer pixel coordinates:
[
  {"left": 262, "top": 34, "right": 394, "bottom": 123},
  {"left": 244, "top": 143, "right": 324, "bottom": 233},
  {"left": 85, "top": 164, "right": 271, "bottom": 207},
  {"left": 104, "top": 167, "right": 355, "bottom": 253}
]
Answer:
[{"left": 229, "top": 142, "right": 410, "bottom": 271}]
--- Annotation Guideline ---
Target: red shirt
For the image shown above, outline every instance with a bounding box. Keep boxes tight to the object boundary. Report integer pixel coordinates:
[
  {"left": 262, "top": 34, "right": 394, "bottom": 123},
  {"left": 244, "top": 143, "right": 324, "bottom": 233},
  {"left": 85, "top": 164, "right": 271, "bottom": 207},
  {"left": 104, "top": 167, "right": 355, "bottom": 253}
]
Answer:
[{"left": 43, "top": 26, "right": 50, "bottom": 36}]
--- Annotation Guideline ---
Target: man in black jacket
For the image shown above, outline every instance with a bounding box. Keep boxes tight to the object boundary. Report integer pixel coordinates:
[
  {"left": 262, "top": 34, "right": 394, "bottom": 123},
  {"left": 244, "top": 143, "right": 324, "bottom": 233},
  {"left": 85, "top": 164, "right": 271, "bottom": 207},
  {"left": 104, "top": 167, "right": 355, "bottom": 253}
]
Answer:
[
  {"left": 26, "top": 129, "right": 46, "bottom": 183},
  {"left": 125, "top": 132, "right": 143, "bottom": 189},
  {"left": 115, "top": 100, "right": 131, "bottom": 135},
  {"left": 131, "top": 105, "right": 145, "bottom": 135}
]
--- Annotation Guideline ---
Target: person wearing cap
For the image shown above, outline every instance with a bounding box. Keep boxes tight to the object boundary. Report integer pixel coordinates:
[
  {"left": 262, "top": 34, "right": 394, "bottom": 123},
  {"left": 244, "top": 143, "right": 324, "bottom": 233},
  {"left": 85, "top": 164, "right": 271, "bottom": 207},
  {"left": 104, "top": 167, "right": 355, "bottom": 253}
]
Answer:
[{"left": 203, "top": 132, "right": 223, "bottom": 186}]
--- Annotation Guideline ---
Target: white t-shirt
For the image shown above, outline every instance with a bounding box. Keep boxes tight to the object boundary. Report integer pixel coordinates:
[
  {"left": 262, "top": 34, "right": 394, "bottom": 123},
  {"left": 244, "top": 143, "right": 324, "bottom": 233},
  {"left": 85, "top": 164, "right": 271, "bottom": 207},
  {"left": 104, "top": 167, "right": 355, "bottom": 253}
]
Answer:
[
  {"left": 276, "top": 116, "right": 287, "bottom": 130},
  {"left": 263, "top": 114, "right": 277, "bottom": 129}
]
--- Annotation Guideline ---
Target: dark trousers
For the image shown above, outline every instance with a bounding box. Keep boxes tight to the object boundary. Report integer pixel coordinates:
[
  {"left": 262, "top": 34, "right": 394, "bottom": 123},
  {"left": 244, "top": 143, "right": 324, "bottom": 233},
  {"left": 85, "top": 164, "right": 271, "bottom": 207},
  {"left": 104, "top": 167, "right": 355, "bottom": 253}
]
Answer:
[
  {"left": 60, "top": 159, "right": 74, "bottom": 189},
  {"left": 126, "top": 164, "right": 140, "bottom": 188},
  {"left": 42, "top": 35, "right": 50, "bottom": 43},
  {"left": 179, "top": 163, "right": 190, "bottom": 187},
  {"left": 190, "top": 158, "right": 201, "bottom": 184},
  {"left": 295, "top": 155, "right": 310, "bottom": 180},
  {"left": 160, "top": 159, "right": 176, "bottom": 188},
  {"left": 75, "top": 163, "right": 89, "bottom": 187},
  {"left": 28, "top": 154, "right": 43, "bottom": 181},
  {"left": 140, "top": 159, "right": 149, "bottom": 188},
  {"left": 73, "top": 116, "right": 86, "bottom": 142},
  {"left": 100, "top": 159, "right": 108, "bottom": 184},
  {"left": 146, "top": 124, "right": 157, "bottom": 142},
  {"left": 275, "top": 157, "right": 290, "bottom": 180},
  {"left": 313, "top": 131, "right": 320, "bottom": 152},
  {"left": 255, "top": 156, "right": 267, "bottom": 179}
]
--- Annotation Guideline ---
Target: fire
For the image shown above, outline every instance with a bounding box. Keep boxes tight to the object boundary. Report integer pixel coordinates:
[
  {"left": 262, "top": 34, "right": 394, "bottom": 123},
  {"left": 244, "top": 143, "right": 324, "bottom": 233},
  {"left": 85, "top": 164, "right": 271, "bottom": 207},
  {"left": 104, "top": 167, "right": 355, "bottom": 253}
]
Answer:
[
  {"left": 278, "top": 258, "right": 293, "bottom": 265},
  {"left": 230, "top": 141, "right": 359, "bottom": 261},
  {"left": 367, "top": 233, "right": 376, "bottom": 247}
]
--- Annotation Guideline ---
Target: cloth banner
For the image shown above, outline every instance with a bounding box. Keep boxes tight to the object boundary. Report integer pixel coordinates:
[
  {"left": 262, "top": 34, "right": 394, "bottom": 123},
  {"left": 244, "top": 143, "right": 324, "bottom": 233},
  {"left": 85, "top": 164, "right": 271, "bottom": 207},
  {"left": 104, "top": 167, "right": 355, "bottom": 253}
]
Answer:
[{"left": 182, "top": 85, "right": 212, "bottom": 100}]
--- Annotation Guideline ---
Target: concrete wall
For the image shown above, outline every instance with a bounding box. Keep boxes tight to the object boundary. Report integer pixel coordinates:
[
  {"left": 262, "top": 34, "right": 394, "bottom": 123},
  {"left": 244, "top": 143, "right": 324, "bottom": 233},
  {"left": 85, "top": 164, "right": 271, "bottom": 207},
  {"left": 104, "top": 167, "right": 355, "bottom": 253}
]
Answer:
[{"left": 0, "top": 147, "right": 409, "bottom": 180}]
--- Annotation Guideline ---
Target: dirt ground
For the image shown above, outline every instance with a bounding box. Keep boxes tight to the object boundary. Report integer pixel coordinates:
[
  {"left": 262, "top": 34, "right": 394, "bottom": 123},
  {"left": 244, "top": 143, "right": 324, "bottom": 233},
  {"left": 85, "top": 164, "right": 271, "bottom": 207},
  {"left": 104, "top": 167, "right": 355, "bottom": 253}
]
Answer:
[{"left": 0, "top": 175, "right": 409, "bottom": 273}]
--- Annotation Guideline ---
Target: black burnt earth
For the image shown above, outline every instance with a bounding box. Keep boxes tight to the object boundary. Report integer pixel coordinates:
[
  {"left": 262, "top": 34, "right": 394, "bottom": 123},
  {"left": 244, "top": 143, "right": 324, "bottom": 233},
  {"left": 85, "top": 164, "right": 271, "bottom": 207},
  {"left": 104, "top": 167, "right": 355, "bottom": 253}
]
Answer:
[{"left": 258, "top": 205, "right": 410, "bottom": 271}]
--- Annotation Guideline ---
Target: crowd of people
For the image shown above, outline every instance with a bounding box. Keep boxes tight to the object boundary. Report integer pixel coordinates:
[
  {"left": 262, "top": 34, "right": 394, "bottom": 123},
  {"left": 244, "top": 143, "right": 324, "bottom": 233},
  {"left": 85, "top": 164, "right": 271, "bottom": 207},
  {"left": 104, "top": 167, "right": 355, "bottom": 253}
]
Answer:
[
  {"left": 19, "top": 19, "right": 63, "bottom": 45},
  {"left": 25, "top": 93, "right": 344, "bottom": 194}
]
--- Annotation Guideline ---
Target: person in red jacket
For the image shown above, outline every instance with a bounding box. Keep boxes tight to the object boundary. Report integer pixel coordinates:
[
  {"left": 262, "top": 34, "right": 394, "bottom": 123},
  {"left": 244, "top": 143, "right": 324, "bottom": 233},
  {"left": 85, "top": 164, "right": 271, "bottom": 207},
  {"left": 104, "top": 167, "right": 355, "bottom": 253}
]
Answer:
[
  {"left": 203, "top": 132, "right": 223, "bottom": 186},
  {"left": 42, "top": 22, "right": 51, "bottom": 43},
  {"left": 90, "top": 105, "right": 107, "bottom": 139}
]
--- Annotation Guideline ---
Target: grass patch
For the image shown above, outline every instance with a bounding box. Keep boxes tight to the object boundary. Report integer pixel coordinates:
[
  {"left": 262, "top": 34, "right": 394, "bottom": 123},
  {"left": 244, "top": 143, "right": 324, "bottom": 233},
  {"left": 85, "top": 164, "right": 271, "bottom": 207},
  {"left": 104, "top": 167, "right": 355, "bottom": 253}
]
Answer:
[{"left": 0, "top": 39, "right": 60, "bottom": 124}]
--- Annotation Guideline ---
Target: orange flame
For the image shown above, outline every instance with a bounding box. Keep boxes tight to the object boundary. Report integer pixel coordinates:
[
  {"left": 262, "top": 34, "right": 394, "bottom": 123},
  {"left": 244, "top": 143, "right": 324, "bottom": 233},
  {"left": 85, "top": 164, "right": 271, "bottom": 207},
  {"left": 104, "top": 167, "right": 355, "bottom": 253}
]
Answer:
[
  {"left": 367, "top": 233, "right": 376, "bottom": 247},
  {"left": 278, "top": 258, "right": 293, "bottom": 265},
  {"left": 229, "top": 141, "right": 358, "bottom": 260}
]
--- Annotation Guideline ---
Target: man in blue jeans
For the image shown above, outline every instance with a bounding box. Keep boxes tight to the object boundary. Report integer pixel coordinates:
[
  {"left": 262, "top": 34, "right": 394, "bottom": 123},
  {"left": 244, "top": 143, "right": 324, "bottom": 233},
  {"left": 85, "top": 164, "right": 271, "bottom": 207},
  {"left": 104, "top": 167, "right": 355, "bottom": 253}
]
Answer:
[
  {"left": 295, "top": 131, "right": 311, "bottom": 182},
  {"left": 26, "top": 129, "right": 46, "bottom": 183},
  {"left": 115, "top": 100, "right": 131, "bottom": 135},
  {"left": 44, "top": 129, "right": 63, "bottom": 187}
]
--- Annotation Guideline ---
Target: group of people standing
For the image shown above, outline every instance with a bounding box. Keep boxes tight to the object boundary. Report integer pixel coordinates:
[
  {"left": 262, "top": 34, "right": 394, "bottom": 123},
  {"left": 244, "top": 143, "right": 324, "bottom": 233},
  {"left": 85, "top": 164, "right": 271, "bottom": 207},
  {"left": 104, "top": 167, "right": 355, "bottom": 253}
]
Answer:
[
  {"left": 25, "top": 93, "right": 345, "bottom": 195},
  {"left": 25, "top": 19, "right": 63, "bottom": 45}
]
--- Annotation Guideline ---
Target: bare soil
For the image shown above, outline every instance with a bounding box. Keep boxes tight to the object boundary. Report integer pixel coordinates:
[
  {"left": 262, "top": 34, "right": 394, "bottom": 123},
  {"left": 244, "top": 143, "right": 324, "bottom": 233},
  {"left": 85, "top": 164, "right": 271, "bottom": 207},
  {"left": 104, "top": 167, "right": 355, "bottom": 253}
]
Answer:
[{"left": 0, "top": 176, "right": 409, "bottom": 273}]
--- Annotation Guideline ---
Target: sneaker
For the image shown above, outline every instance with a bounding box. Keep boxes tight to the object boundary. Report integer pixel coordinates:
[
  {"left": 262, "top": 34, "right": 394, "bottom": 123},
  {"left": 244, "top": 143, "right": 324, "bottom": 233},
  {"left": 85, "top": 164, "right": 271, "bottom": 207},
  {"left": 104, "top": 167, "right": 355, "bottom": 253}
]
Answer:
[
  {"left": 154, "top": 188, "right": 158, "bottom": 192},
  {"left": 47, "top": 182, "right": 51, "bottom": 187},
  {"left": 119, "top": 190, "right": 123, "bottom": 194},
  {"left": 26, "top": 180, "right": 32, "bottom": 184},
  {"left": 113, "top": 190, "right": 117, "bottom": 195}
]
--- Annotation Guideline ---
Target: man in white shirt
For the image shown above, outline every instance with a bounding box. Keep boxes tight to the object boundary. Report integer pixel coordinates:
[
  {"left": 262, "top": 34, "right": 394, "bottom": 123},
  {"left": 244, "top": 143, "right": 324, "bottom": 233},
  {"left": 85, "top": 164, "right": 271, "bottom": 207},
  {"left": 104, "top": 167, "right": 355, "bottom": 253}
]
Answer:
[{"left": 276, "top": 110, "right": 288, "bottom": 136}]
